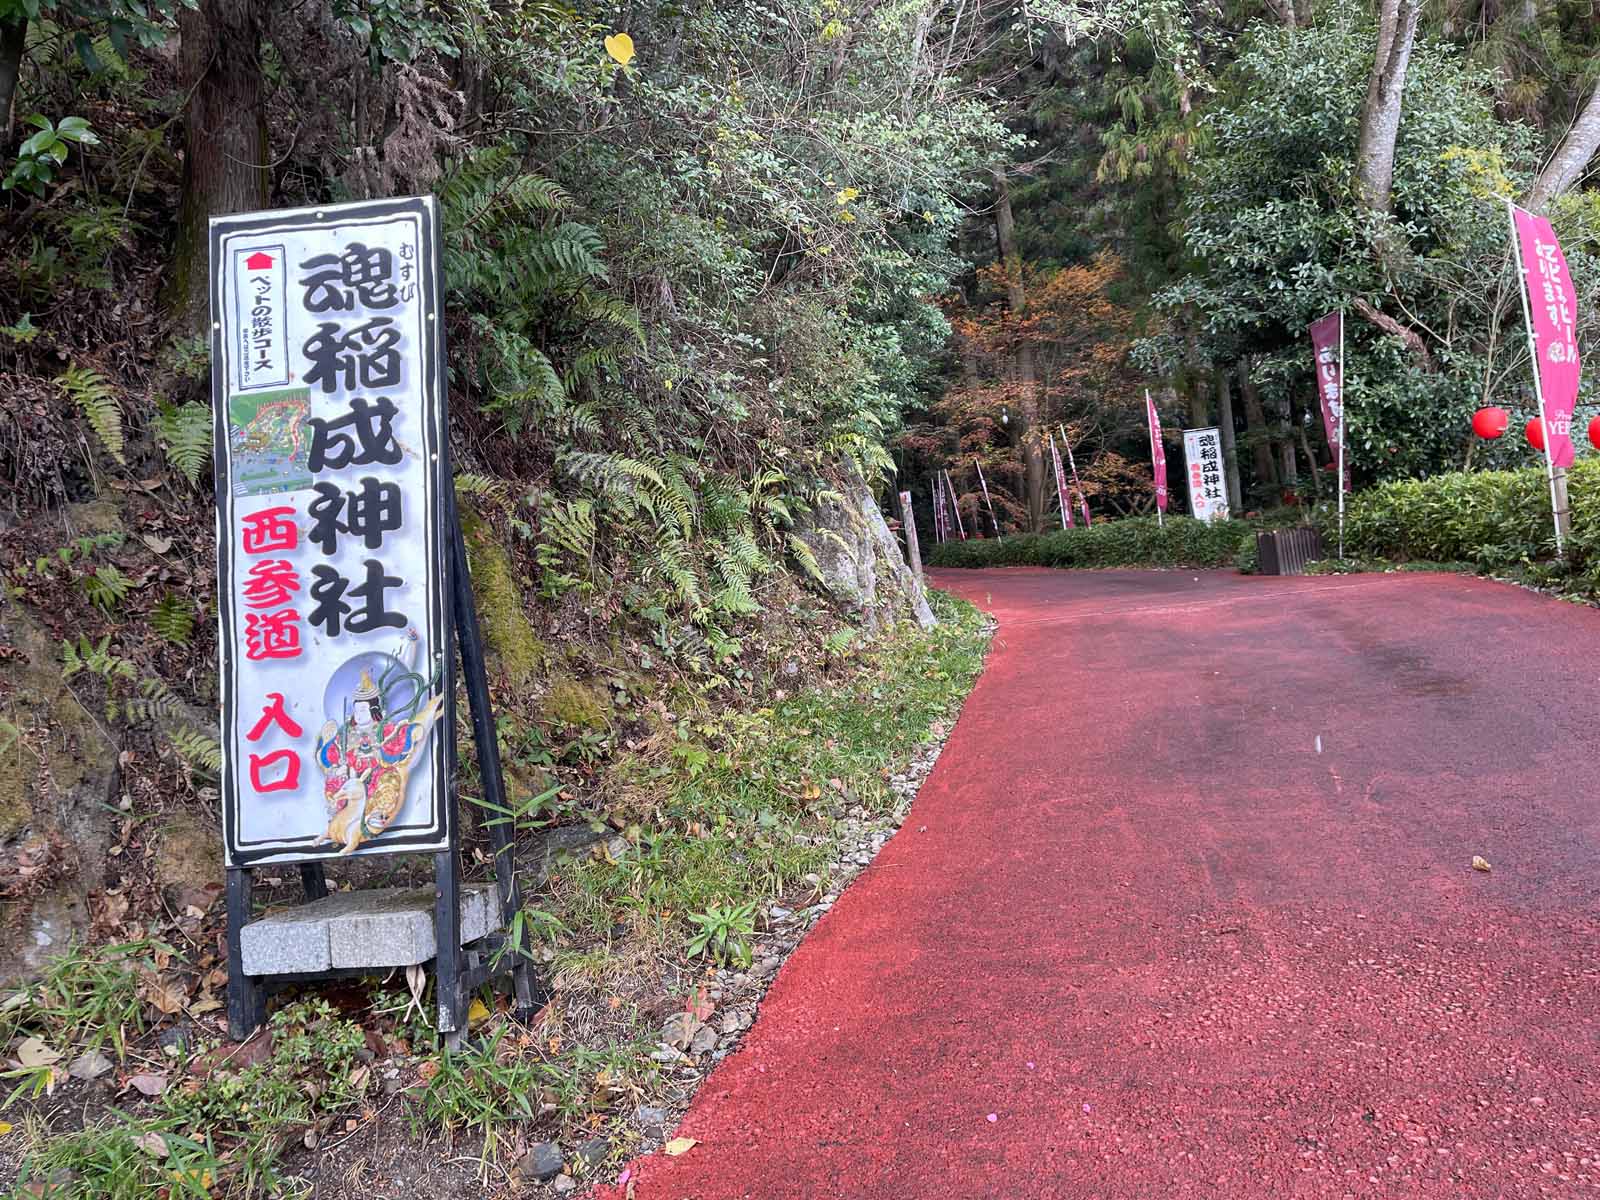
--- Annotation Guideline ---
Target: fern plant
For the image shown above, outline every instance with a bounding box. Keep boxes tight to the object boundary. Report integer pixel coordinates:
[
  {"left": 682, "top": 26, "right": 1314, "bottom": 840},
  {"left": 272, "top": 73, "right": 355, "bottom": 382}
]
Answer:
[
  {"left": 154, "top": 399, "right": 211, "bottom": 487},
  {"left": 80, "top": 564, "right": 133, "bottom": 613},
  {"left": 150, "top": 593, "right": 196, "bottom": 646},
  {"left": 58, "top": 366, "right": 125, "bottom": 466}
]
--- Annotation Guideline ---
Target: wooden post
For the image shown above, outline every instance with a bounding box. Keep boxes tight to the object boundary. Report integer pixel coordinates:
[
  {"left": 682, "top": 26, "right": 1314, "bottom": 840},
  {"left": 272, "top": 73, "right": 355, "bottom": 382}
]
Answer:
[{"left": 897, "top": 490, "right": 923, "bottom": 581}]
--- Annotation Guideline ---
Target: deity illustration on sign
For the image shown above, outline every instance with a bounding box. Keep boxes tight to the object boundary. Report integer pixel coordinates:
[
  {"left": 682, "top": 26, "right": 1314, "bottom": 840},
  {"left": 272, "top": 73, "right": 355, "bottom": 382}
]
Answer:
[{"left": 313, "top": 627, "right": 443, "bottom": 853}]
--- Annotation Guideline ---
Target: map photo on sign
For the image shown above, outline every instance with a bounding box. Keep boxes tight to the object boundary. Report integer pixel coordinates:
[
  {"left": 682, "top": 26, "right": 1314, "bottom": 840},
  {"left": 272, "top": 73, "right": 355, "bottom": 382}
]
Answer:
[
  {"left": 228, "top": 387, "right": 313, "bottom": 496},
  {"left": 211, "top": 196, "right": 451, "bottom": 867}
]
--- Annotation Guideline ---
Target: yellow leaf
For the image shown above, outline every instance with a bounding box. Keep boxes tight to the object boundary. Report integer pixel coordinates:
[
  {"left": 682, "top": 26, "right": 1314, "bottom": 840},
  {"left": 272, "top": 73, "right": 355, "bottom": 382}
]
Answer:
[
  {"left": 1472, "top": 855, "right": 1491, "bottom": 872},
  {"left": 664, "top": 1137, "right": 698, "bottom": 1157},
  {"left": 0, "top": 1122, "right": 13, "bottom": 1135},
  {"left": 467, "top": 998, "right": 491, "bottom": 1027},
  {"left": 604, "top": 32, "right": 635, "bottom": 65}
]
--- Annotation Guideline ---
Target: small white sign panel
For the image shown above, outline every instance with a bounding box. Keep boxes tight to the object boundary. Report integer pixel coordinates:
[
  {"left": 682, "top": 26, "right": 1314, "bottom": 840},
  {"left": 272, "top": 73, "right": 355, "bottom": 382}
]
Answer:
[
  {"left": 210, "top": 197, "right": 452, "bottom": 867},
  {"left": 1183, "top": 427, "right": 1229, "bottom": 523}
]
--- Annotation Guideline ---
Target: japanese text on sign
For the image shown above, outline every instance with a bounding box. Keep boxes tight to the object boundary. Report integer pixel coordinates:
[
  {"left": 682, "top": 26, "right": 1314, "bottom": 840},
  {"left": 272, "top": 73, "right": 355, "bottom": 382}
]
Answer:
[
  {"left": 1182, "top": 427, "right": 1229, "bottom": 523},
  {"left": 212, "top": 198, "right": 450, "bottom": 867}
]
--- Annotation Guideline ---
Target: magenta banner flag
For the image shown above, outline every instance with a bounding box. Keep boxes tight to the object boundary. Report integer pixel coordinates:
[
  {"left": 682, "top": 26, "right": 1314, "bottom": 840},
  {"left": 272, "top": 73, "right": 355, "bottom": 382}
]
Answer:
[
  {"left": 1049, "top": 435, "right": 1073, "bottom": 529},
  {"left": 1511, "top": 205, "right": 1582, "bottom": 469},
  {"left": 1146, "top": 391, "right": 1168, "bottom": 513},
  {"left": 1308, "top": 311, "right": 1350, "bottom": 492}
]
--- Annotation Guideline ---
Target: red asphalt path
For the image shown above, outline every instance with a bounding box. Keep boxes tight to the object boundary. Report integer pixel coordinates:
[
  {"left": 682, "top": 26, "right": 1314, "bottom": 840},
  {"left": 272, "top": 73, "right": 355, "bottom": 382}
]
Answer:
[{"left": 601, "top": 569, "right": 1600, "bottom": 1199}]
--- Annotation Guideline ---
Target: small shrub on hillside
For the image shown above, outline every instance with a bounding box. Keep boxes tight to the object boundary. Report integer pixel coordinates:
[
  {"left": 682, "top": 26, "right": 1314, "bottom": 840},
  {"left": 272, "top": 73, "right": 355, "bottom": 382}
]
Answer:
[
  {"left": 926, "top": 516, "right": 1249, "bottom": 570},
  {"left": 1317, "top": 459, "right": 1600, "bottom": 569}
]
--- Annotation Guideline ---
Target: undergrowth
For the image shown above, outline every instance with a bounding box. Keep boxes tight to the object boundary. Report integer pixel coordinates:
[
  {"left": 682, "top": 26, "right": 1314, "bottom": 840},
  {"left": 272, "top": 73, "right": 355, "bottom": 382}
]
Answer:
[
  {"left": 4, "top": 592, "right": 990, "bottom": 1197},
  {"left": 927, "top": 515, "right": 1249, "bottom": 570}
]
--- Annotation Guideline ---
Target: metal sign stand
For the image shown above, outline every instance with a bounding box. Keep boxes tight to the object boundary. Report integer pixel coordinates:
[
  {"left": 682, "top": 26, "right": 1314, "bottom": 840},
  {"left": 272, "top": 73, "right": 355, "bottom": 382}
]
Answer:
[{"left": 226, "top": 509, "right": 539, "bottom": 1044}]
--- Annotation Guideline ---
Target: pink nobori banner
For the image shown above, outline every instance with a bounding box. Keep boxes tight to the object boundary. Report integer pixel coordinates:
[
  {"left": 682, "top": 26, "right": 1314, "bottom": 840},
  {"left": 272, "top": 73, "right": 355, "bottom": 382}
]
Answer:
[
  {"left": 1511, "top": 206, "right": 1582, "bottom": 469},
  {"left": 1146, "top": 391, "right": 1168, "bottom": 513},
  {"left": 1308, "top": 311, "right": 1351, "bottom": 492}
]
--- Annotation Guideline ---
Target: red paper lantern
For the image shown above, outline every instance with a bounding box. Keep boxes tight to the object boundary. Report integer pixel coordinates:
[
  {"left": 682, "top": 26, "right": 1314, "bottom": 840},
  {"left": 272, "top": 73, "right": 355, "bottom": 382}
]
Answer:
[
  {"left": 1471, "top": 407, "right": 1509, "bottom": 440},
  {"left": 1589, "top": 415, "right": 1600, "bottom": 451},
  {"left": 1526, "top": 418, "right": 1546, "bottom": 452}
]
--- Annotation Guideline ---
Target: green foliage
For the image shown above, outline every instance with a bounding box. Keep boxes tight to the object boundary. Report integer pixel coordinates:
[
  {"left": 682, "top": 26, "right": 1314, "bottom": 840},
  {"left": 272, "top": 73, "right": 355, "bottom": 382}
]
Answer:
[
  {"left": 684, "top": 901, "right": 757, "bottom": 968},
  {"left": 0, "top": 938, "right": 169, "bottom": 1062},
  {"left": 13, "top": 998, "right": 374, "bottom": 1198},
  {"left": 1146, "top": 11, "right": 1597, "bottom": 486},
  {"left": 57, "top": 365, "right": 124, "bottom": 466},
  {"left": 149, "top": 591, "right": 196, "bottom": 645},
  {"left": 1325, "top": 459, "right": 1600, "bottom": 571},
  {"left": 928, "top": 516, "right": 1248, "bottom": 570},
  {"left": 4, "top": 114, "right": 99, "bottom": 196},
  {"left": 79, "top": 562, "right": 132, "bottom": 611},
  {"left": 550, "top": 592, "right": 989, "bottom": 954},
  {"left": 154, "top": 399, "right": 211, "bottom": 487}
]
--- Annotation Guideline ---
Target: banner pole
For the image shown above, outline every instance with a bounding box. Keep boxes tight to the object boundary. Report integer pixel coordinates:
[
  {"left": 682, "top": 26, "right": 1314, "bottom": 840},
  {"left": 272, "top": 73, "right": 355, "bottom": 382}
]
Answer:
[
  {"left": 1338, "top": 310, "right": 1346, "bottom": 560},
  {"left": 975, "top": 458, "right": 1002, "bottom": 543},
  {"left": 1508, "top": 197, "right": 1565, "bottom": 559},
  {"left": 944, "top": 468, "right": 966, "bottom": 540},
  {"left": 1049, "top": 434, "right": 1069, "bottom": 531},
  {"left": 1059, "top": 424, "right": 1091, "bottom": 526}
]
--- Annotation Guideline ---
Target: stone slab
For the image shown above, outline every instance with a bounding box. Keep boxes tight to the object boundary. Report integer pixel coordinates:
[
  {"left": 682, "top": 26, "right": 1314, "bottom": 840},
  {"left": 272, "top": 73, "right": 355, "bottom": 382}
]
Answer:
[{"left": 240, "top": 883, "right": 501, "bottom": 976}]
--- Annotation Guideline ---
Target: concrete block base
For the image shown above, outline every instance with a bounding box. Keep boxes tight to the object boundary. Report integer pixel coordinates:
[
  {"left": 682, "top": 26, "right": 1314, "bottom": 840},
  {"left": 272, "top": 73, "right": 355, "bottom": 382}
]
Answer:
[{"left": 239, "top": 883, "right": 501, "bottom": 976}]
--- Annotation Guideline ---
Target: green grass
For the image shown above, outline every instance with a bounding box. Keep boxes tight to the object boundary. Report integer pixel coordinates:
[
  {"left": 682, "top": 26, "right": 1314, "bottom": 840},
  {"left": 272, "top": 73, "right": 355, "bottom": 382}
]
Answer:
[
  {"left": 10, "top": 998, "right": 373, "bottom": 1198},
  {"left": 0, "top": 939, "right": 171, "bottom": 1064},
  {"left": 544, "top": 591, "right": 990, "bottom": 954},
  {"left": 5, "top": 594, "right": 993, "bottom": 1195}
]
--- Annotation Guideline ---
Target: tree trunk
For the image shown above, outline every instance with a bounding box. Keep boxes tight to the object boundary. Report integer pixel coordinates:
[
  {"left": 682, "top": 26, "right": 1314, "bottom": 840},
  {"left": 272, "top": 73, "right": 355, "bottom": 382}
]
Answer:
[
  {"left": 0, "top": 14, "right": 25, "bottom": 137},
  {"left": 1356, "top": 0, "right": 1422, "bottom": 215},
  {"left": 164, "top": 0, "right": 269, "bottom": 335},
  {"left": 1216, "top": 368, "right": 1243, "bottom": 511},
  {"left": 1238, "top": 364, "right": 1278, "bottom": 495},
  {"left": 1527, "top": 83, "right": 1600, "bottom": 210},
  {"left": 1297, "top": 423, "right": 1324, "bottom": 500},
  {"left": 992, "top": 168, "right": 1045, "bottom": 531}
]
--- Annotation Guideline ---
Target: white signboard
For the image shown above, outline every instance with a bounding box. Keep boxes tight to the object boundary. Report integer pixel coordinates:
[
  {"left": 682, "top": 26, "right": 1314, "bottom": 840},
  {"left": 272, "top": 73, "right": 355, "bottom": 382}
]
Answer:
[
  {"left": 210, "top": 197, "right": 452, "bottom": 867},
  {"left": 1182, "top": 427, "right": 1229, "bottom": 523}
]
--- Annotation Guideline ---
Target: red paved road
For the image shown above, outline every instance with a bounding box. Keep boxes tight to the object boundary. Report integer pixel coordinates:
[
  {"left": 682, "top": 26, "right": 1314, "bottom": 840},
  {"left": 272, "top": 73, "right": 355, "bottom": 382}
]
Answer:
[{"left": 603, "top": 569, "right": 1600, "bottom": 1199}]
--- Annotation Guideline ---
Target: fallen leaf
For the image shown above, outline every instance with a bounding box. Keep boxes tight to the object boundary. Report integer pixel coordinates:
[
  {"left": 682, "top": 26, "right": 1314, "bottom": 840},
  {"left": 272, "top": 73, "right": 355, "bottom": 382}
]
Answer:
[
  {"left": 134, "top": 1131, "right": 169, "bottom": 1158},
  {"left": 467, "top": 998, "right": 491, "bottom": 1027},
  {"left": 16, "top": 1038, "right": 61, "bottom": 1068},
  {"left": 416, "top": 1060, "right": 440, "bottom": 1083},
  {"left": 0, "top": 1122, "right": 12, "bottom": 1135},
  {"left": 127, "top": 1072, "right": 169, "bottom": 1097},
  {"left": 1472, "top": 856, "right": 1492, "bottom": 872},
  {"left": 141, "top": 973, "right": 186, "bottom": 1016},
  {"left": 140, "top": 534, "right": 174, "bottom": 554},
  {"left": 663, "top": 1137, "right": 697, "bottom": 1157},
  {"left": 687, "top": 985, "right": 714, "bottom": 1022}
]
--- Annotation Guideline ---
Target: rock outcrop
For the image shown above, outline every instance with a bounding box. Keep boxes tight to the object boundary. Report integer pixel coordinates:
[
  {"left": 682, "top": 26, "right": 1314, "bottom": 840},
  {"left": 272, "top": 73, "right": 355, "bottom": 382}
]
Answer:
[{"left": 796, "top": 464, "right": 936, "bottom": 632}]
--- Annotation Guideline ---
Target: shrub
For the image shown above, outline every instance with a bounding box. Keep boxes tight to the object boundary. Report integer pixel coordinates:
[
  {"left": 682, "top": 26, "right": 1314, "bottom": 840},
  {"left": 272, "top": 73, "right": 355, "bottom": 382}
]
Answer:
[
  {"left": 1317, "top": 459, "right": 1600, "bottom": 571},
  {"left": 926, "top": 516, "right": 1249, "bottom": 570}
]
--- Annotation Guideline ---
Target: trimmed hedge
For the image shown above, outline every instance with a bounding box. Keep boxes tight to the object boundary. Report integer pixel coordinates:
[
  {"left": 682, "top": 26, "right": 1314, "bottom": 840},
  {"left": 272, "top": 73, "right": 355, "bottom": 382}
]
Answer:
[
  {"left": 1323, "top": 458, "right": 1600, "bottom": 570},
  {"left": 926, "top": 515, "right": 1250, "bottom": 570}
]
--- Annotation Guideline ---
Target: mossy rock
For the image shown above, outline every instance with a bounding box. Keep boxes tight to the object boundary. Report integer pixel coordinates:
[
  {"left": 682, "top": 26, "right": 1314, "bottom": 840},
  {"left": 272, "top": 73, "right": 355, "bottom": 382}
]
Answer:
[
  {"left": 458, "top": 504, "right": 544, "bottom": 689},
  {"left": 153, "top": 809, "right": 223, "bottom": 911},
  {"left": 545, "top": 676, "right": 611, "bottom": 731}
]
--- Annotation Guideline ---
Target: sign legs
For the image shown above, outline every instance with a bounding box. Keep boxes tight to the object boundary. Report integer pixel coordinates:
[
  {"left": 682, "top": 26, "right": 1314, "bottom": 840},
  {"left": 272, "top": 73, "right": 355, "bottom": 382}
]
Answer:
[{"left": 225, "top": 519, "right": 541, "bottom": 1047}]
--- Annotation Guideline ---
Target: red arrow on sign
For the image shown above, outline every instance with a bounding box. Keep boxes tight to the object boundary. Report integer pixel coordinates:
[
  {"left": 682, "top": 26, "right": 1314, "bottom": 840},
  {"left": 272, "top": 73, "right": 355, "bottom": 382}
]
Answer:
[{"left": 245, "top": 251, "right": 274, "bottom": 271}]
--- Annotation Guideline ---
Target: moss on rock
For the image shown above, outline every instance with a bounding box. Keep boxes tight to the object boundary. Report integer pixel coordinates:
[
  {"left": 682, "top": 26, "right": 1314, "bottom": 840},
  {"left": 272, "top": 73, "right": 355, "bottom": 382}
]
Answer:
[
  {"left": 545, "top": 677, "right": 610, "bottom": 731},
  {"left": 458, "top": 504, "right": 545, "bottom": 689}
]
